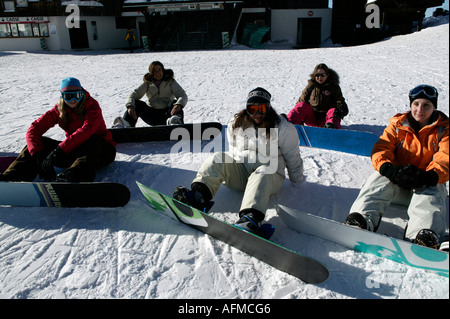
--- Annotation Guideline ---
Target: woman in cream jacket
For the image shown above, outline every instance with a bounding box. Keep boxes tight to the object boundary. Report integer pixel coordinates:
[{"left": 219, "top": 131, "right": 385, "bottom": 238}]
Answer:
[
  {"left": 173, "top": 88, "right": 304, "bottom": 236},
  {"left": 114, "top": 61, "right": 188, "bottom": 127}
]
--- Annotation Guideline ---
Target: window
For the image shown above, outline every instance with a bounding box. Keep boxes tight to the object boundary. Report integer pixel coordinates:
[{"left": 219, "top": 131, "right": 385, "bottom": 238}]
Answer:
[
  {"left": 0, "top": 24, "right": 12, "bottom": 37},
  {"left": 16, "top": 0, "right": 28, "bottom": 8},
  {"left": 39, "top": 23, "right": 48, "bottom": 36},
  {"left": 32, "top": 23, "right": 40, "bottom": 36},
  {"left": 0, "top": 16, "right": 50, "bottom": 38},
  {"left": 18, "top": 23, "right": 33, "bottom": 37},
  {"left": 10, "top": 24, "right": 18, "bottom": 37},
  {"left": 0, "top": 22, "right": 50, "bottom": 38},
  {"left": 3, "top": 0, "right": 15, "bottom": 12}
]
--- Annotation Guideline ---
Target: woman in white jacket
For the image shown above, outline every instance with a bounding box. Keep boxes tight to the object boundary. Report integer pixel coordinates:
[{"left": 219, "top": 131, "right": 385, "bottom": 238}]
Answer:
[{"left": 174, "top": 87, "right": 304, "bottom": 236}]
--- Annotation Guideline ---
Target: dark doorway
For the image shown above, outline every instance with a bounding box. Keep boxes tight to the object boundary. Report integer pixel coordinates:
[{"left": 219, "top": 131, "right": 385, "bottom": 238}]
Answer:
[
  {"left": 69, "top": 20, "right": 89, "bottom": 49},
  {"left": 297, "top": 18, "right": 321, "bottom": 47}
]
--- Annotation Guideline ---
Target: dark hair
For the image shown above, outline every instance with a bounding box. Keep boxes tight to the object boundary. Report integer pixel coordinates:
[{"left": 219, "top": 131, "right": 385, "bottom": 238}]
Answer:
[
  {"left": 232, "top": 107, "right": 280, "bottom": 138},
  {"left": 309, "top": 63, "right": 340, "bottom": 85},
  {"left": 148, "top": 61, "right": 164, "bottom": 76},
  {"left": 143, "top": 61, "right": 174, "bottom": 82}
]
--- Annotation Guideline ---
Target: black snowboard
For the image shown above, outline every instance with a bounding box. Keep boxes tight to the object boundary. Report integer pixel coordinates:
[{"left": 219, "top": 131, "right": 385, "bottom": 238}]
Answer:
[
  {"left": 109, "top": 122, "right": 223, "bottom": 143},
  {"left": 0, "top": 182, "right": 130, "bottom": 207}
]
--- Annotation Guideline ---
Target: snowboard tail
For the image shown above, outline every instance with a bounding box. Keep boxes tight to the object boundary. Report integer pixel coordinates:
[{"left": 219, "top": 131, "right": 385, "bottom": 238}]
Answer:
[
  {"left": 296, "top": 125, "right": 379, "bottom": 157},
  {"left": 109, "top": 122, "right": 222, "bottom": 143},
  {"left": 276, "top": 204, "right": 449, "bottom": 277},
  {"left": 0, "top": 182, "right": 130, "bottom": 207},
  {"left": 137, "top": 181, "right": 329, "bottom": 284}
]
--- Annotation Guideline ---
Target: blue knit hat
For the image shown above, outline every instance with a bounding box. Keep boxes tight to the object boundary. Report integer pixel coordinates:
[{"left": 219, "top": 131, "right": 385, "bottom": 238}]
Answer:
[{"left": 60, "top": 77, "right": 82, "bottom": 92}]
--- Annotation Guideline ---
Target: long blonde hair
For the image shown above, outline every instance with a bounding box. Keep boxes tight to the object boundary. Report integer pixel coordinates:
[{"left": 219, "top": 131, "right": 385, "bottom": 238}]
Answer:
[{"left": 57, "top": 95, "right": 86, "bottom": 128}]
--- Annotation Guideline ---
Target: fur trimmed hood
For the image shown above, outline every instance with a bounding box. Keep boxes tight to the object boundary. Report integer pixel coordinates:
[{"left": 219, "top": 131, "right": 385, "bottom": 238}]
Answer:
[
  {"left": 309, "top": 68, "right": 340, "bottom": 86},
  {"left": 143, "top": 68, "right": 174, "bottom": 83}
]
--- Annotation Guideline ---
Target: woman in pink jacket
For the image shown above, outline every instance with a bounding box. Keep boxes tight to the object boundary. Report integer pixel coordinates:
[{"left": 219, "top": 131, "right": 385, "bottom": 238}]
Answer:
[
  {"left": 0, "top": 77, "right": 116, "bottom": 183},
  {"left": 287, "top": 63, "right": 348, "bottom": 129}
]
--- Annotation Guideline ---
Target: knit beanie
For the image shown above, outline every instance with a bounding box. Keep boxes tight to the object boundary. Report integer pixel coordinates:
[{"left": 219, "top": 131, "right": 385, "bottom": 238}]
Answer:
[
  {"left": 409, "top": 85, "right": 438, "bottom": 109},
  {"left": 60, "top": 77, "right": 82, "bottom": 92},
  {"left": 247, "top": 87, "right": 271, "bottom": 105}
]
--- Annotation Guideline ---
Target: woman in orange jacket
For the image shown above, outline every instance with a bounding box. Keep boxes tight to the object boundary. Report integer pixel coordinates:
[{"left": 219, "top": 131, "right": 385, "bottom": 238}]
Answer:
[{"left": 346, "top": 85, "right": 449, "bottom": 250}]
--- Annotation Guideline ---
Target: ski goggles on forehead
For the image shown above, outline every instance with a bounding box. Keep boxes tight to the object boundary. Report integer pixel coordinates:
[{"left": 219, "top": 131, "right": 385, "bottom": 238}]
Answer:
[
  {"left": 247, "top": 103, "right": 270, "bottom": 115},
  {"left": 409, "top": 85, "right": 437, "bottom": 100},
  {"left": 61, "top": 90, "right": 84, "bottom": 103}
]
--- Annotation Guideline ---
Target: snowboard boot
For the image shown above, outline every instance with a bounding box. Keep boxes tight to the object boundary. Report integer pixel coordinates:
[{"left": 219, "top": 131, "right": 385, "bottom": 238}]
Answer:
[
  {"left": 56, "top": 166, "right": 95, "bottom": 183},
  {"left": 112, "top": 117, "right": 131, "bottom": 128},
  {"left": 166, "top": 115, "right": 183, "bottom": 125},
  {"left": 56, "top": 169, "right": 79, "bottom": 182},
  {"left": 173, "top": 182, "right": 212, "bottom": 213},
  {"left": 414, "top": 229, "right": 440, "bottom": 249},
  {"left": 234, "top": 208, "right": 265, "bottom": 236},
  {"left": 345, "top": 212, "right": 377, "bottom": 232}
]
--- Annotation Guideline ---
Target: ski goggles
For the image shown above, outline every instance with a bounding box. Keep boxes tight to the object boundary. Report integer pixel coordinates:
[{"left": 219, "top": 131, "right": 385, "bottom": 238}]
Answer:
[
  {"left": 61, "top": 90, "right": 84, "bottom": 103},
  {"left": 409, "top": 85, "right": 438, "bottom": 101},
  {"left": 247, "top": 103, "right": 270, "bottom": 115}
]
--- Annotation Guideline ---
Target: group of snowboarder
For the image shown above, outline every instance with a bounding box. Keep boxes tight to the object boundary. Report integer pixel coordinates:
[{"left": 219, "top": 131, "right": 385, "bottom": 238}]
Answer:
[{"left": 0, "top": 61, "right": 448, "bottom": 251}]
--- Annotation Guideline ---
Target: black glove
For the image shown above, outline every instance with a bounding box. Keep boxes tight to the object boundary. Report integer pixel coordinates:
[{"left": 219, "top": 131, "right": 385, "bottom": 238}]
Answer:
[
  {"left": 379, "top": 162, "right": 401, "bottom": 184},
  {"left": 395, "top": 165, "right": 420, "bottom": 189},
  {"left": 417, "top": 169, "right": 439, "bottom": 187},
  {"left": 39, "top": 147, "right": 65, "bottom": 181},
  {"left": 397, "top": 166, "right": 439, "bottom": 189},
  {"left": 333, "top": 107, "right": 347, "bottom": 120},
  {"left": 384, "top": 164, "right": 439, "bottom": 189}
]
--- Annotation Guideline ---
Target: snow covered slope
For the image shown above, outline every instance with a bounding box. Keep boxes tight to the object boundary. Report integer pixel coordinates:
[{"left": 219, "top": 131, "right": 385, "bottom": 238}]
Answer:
[{"left": 0, "top": 18, "right": 448, "bottom": 299}]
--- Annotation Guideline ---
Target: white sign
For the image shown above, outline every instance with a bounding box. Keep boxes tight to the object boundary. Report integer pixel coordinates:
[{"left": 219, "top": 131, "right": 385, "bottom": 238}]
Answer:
[
  {"left": 0, "top": 16, "right": 49, "bottom": 24},
  {"left": 147, "top": 3, "right": 223, "bottom": 13}
]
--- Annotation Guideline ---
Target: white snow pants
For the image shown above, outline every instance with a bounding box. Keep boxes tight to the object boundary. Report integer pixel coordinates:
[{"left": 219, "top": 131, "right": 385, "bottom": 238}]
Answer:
[
  {"left": 350, "top": 171, "right": 448, "bottom": 241},
  {"left": 193, "top": 152, "right": 285, "bottom": 215}
]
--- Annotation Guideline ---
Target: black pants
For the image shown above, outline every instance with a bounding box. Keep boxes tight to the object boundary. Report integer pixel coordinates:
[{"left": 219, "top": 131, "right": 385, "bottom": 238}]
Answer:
[
  {"left": 2, "top": 136, "right": 116, "bottom": 182},
  {"left": 123, "top": 100, "right": 184, "bottom": 127}
]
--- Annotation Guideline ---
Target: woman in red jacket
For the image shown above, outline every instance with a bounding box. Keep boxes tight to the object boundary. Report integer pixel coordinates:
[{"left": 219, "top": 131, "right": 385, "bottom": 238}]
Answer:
[{"left": 0, "top": 77, "right": 116, "bottom": 183}]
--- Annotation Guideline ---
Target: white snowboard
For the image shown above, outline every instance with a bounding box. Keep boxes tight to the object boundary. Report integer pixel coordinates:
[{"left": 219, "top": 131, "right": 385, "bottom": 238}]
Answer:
[{"left": 276, "top": 204, "right": 449, "bottom": 278}]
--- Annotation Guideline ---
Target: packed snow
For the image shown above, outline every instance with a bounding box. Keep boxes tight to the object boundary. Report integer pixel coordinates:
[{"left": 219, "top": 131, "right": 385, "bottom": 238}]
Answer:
[{"left": 0, "top": 17, "right": 448, "bottom": 299}]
